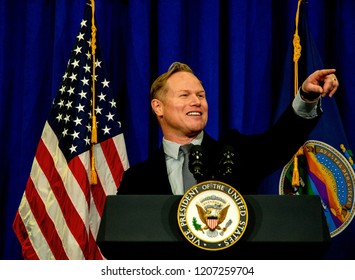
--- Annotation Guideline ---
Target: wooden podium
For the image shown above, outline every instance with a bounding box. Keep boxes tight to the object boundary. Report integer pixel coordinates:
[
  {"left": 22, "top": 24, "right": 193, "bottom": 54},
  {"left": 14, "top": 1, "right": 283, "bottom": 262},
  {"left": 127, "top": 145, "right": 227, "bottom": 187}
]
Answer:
[{"left": 97, "top": 195, "right": 330, "bottom": 260}]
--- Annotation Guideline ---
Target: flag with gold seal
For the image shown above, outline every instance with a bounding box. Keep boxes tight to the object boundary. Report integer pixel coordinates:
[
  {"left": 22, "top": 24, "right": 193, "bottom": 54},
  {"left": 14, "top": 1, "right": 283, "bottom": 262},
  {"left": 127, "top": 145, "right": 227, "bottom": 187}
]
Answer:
[{"left": 277, "top": 0, "right": 355, "bottom": 246}]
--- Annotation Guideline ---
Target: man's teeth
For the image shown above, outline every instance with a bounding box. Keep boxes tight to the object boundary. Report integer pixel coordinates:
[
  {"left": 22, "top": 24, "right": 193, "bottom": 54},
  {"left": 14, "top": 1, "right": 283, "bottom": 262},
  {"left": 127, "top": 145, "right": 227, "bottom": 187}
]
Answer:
[{"left": 187, "top": 112, "right": 201, "bottom": 116}]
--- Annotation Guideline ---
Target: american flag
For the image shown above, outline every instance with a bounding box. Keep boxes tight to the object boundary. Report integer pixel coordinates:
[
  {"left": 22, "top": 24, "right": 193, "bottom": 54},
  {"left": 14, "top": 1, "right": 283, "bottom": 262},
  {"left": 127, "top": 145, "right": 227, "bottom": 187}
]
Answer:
[{"left": 12, "top": 2, "right": 129, "bottom": 259}]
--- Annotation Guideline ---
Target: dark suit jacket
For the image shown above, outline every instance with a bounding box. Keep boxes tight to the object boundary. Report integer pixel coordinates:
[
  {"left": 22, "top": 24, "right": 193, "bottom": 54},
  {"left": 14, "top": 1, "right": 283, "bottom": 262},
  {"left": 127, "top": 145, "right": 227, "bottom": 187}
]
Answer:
[{"left": 117, "top": 104, "right": 321, "bottom": 195}]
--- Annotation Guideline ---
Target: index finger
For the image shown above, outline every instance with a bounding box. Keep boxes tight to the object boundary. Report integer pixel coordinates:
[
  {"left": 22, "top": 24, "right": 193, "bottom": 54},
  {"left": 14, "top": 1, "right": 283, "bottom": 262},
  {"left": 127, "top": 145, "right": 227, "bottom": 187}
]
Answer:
[{"left": 314, "top": 69, "right": 336, "bottom": 79}]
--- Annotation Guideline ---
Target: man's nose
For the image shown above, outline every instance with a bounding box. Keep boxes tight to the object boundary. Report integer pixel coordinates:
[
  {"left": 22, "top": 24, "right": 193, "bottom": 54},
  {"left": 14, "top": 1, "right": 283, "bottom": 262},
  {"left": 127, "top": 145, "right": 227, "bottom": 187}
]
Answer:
[{"left": 190, "top": 94, "right": 201, "bottom": 105}]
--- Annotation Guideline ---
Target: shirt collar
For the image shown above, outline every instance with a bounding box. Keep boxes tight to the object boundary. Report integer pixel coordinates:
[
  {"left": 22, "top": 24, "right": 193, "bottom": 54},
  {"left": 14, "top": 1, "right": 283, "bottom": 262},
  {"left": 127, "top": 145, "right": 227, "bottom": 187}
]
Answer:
[{"left": 163, "top": 131, "right": 204, "bottom": 160}]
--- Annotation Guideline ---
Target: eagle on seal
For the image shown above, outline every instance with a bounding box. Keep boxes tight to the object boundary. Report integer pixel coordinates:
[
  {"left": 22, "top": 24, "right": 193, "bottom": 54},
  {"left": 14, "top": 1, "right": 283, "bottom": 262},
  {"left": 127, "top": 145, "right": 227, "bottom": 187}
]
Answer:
[{"left": 196, "top": 204, "right": 230, "bottom": 232}]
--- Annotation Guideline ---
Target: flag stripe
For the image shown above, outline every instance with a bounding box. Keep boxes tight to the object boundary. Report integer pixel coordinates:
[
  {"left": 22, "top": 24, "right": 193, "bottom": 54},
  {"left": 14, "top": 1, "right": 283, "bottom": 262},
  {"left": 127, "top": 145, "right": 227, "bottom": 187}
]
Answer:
[
  {"left": 31, "top": 157, "right": 85, "bottom": 259},
  {"left": 24, "top": 177, "right": 69, "bottom": 259},
  {"left": 89, "top": 187, "right": 105, "bottom": 239},
  {"left": 92, "top": 137, "right": 124, "bottom": 216},
  {"left": 30, "top": 155, "right": 84, "bottom": 259},
  {"left": 36, "top": 138, "right": 91, "bottom": 259},
  {"left": 88, "top": 229, "right": 104, "bottom": 259},
  {"left": 68, "top": 155, "right": 91, "bottom": 206},
  {"left": 90, "top": 175, "right": 107, "bottom": 219},
  {"left": 13, "top": 209, "right": 40, "bottom": 260},
  {"left": 113, "top": 134, "right": 130, "bottom": 172},
  {"left": 98, "top": 137, "right": 124, "bottom": 192},
  {"left": 71, "top": 153, "right": 104, "bottom": 258}
]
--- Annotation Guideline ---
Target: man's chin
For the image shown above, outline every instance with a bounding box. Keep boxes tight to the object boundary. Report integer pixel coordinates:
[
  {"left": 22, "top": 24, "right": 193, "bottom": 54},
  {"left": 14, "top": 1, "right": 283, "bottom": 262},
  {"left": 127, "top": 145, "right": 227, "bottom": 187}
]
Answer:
[{"left": 187, "top": 128, "right": 204, "bottom": 137}]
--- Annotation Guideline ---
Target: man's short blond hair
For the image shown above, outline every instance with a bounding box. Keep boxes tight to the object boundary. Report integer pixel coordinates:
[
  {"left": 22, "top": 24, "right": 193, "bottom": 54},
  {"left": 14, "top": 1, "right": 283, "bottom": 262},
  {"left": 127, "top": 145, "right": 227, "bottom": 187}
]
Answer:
[{"left": 150, "top": 62, "right": 194, "bottom": 101}]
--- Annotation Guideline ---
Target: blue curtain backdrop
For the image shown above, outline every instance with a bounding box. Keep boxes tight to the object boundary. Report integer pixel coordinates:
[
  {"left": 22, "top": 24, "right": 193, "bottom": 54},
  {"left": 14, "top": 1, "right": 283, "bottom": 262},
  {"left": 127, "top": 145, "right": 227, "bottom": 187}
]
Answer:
[{"left": 1, "top": 0, "right": 354, "bottom": 260}]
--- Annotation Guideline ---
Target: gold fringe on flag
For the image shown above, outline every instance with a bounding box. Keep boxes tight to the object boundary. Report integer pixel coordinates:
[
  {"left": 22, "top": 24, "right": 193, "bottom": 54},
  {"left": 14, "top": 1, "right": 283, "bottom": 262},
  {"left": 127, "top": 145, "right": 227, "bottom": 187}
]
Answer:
[
  {"left": 90, "top": 0, "right": 98, "bottom": 185},
  {"left": 291, "top": 0, "right": 304, "bottom": 187}
]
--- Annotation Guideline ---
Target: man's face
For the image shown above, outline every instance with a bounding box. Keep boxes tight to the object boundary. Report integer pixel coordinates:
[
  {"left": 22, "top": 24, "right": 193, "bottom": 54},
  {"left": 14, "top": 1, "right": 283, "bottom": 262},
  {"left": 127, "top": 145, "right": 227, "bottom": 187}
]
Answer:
[{"left": 152, "top": 71, "right": 208, "bottom": 142}]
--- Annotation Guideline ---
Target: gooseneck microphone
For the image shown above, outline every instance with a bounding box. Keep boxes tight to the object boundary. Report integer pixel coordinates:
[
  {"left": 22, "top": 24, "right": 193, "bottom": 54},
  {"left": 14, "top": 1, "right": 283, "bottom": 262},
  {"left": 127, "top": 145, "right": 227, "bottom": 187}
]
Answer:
[
  {"left": 188, "top": 144, "right": 237, "bottom": 184},
  {"left": 188, "top": 145, "right": 208, "bottom": 182},
  {"left": 217, "top": 145, "right": 236, "bottom": 183}
]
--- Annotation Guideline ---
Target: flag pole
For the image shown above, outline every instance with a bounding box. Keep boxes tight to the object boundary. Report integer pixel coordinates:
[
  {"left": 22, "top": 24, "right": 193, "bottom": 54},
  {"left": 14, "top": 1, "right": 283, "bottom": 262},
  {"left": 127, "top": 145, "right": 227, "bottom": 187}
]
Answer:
[
  {"left": 90, "top": 0, "right": 98, "bottom": 184},
  {"left": 291, "top": 0, "right": 304, "bottom": 187}
]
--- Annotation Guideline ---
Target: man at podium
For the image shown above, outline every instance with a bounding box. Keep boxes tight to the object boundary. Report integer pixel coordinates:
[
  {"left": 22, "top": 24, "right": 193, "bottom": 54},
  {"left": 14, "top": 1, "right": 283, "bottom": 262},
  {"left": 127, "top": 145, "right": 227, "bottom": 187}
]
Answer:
[{"left": 117, "top": 62, "right": 338, "bottom": 195}]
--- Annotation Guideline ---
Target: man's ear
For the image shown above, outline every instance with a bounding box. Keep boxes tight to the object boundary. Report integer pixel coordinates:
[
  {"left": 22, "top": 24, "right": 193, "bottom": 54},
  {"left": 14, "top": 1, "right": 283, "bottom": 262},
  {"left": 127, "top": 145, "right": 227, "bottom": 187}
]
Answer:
[{"left": 151, "top": 99, "right": 163, "bottom": 117}]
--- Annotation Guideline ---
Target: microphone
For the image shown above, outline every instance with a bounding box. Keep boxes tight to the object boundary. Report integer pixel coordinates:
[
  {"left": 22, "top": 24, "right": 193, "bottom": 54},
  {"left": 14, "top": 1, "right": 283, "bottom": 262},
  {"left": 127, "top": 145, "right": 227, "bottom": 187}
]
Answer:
[
  {"left": 217, "top": 145, "right": 236, "bottom": 183},
  {"left": 189, "top": 145, "right": 207, "bottom": 182}
]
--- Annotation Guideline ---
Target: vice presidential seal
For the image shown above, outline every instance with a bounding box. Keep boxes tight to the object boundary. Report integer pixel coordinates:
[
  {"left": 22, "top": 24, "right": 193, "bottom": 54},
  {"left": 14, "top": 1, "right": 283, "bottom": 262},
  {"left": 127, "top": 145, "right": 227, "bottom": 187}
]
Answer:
[{"left": 177, "top": 181, "right": 248, "bottom": 250}]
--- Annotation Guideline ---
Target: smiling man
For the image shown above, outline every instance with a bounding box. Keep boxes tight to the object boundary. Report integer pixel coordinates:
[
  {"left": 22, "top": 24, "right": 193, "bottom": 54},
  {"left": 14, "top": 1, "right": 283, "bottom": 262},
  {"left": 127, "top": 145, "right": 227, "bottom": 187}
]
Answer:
[
  {"left": 151, "top": 64, "right": 208, "bottom": 144},
  {"left": 117, "top": 62, "right": 338, "bottom": 195}
]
